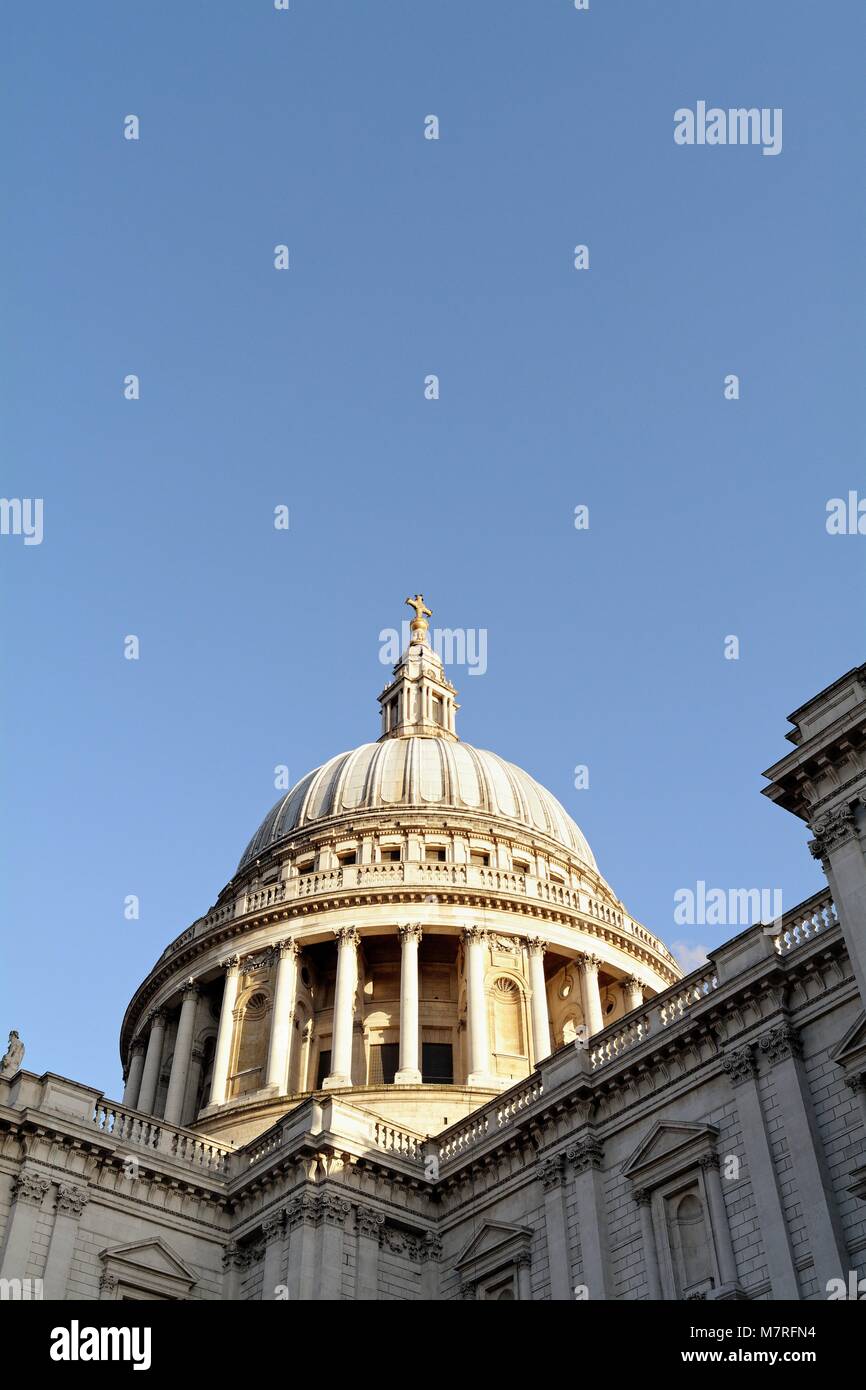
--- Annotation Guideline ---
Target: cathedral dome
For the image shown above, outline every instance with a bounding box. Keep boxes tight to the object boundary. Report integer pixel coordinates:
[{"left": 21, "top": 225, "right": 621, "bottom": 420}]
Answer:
[{"left": 237, "top": 737, "right": 597, "bottom": 873}]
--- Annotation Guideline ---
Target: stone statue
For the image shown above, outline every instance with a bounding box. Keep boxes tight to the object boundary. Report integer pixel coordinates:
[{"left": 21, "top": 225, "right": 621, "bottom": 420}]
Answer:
[{"left": 0, "top": 1030, "right": 24, "bottom": 1077}]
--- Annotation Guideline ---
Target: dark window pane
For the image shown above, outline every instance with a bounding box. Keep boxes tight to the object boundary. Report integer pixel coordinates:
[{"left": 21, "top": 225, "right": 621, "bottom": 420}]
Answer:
[
  {"left": 422, "top": 1043, "right": 453, "bottom": 1084},
  {"left": 316, "top": 1050, "right": 331, "bottom": 1088}
]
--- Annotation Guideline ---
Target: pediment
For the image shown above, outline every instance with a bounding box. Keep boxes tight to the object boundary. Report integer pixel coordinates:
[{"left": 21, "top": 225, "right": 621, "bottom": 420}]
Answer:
[
  {"left": 623, "top": 1121, "right": 718, "bottom": 1185},
  {"left": 454, "top": 1221, "right": 532, "bottom": 1273},
  {"left": 100, "top": 1237, "right": 197, "bottom": 1290},
  {"left": 829, "top": 1012, "right": 866, "bottom": 1072}
]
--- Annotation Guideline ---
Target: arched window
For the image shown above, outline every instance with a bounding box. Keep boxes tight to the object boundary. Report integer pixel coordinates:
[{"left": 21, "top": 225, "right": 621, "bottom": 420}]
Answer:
[
  {"left": 670, "top": 1189, "right": 713, "bottom": 1295},
  {"left": 231, "top": 990, "right": 271, "bottom": 1098}
]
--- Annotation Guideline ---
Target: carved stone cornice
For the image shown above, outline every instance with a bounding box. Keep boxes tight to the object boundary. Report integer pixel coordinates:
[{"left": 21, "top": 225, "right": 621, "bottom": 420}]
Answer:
[
  {"left": 566, "top": 1136, "right": 603, "bottom": 1173},
  {"left": 12, "top": 1172, "right": 50, "bottom": 1207},
  {"left": 758, "top": 1022, "right": 801, "bottom": 1065},
  {"left": 809, "top": 804, "right": 859, "bottom": 860},
  {"left": 722, "top": 1046, "right": 757, "bottom": 1086},
  {"left": 56, "top": 1183, "right": 89, "bottom": 1217}
]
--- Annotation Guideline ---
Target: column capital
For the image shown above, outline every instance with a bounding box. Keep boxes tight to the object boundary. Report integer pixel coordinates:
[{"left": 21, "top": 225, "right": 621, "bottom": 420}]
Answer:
[
  {"left": 144, "top": 1007, "right": 166, "bottom": 1030},
  {"left": 355, "top": 1204, "right": 386, "bottom": 1240},
  {"left": 757, "top": 1021, "right": 801, "bottom": 1065},
  {"left": 698, "top": 1151, "right": 721, "bottom": 1173},
  {"left": 526, "top": 936, "right": 547, "bottom": 957},
  {"left": 334, "top": 926, "right": 359, "bottom": 947},
  {"left": 262, "top": 1210, "right": 285, "bottom": 1242},
  {"left": 538, "top": 1155, "right": 565, "bottom": 1190},
  {"left": 566, "top": 1136, "right": 603, "bottom": 1173},
  {"left": 722, "top": 1044, "right": 757, "bottom": 1086},
  {"left": 320, "top": 1194, "right": 351, "bottom": 1227},
  {"left": 274, "top": 938, "right": 301, "bottom": 959},
  {"left": 218, "top": 953, "right": 241, "bottom": 975},
  {"left": 577, "top": 952, "right": 601, "bottom": 975},
  {"left": 130, "top": 1038, "right": 146, "bottom": 1058},
  {"left": 808, "top": 803, "right": 859, "bottom": 859},
  {"left": 622, "top": 975, "right": 644, "bottom": 994},
  {"left": 462, "top": 926, "right": 488, "bottom": 946},
  {"left": 845, "top": 1071, "right": 866, "bottom": 1094},
  {"left": 180, "top": 977, "right": 200, "bottom": 999},
  {"left": 12, "top": 1171, "right": 50, "bottom": 1207},
  {"left": 55, "top": 1183, "right": 90, "bottom": 1217},
  {"left": 398, "top": 922, "right": 423, "bottom": 945},
  {"left": 632, "top": 1186, "right": 652, "bottom": 1207}
]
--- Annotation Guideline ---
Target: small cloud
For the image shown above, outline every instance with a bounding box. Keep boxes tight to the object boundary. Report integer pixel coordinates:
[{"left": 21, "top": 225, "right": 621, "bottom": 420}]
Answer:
[{"left": 670, "top": 940, "right": 710, "bottom": 973}]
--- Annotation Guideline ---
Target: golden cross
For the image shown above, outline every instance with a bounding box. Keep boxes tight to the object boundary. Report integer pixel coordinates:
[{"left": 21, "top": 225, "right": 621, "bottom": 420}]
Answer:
[{"left": 405, "top": 593, "right": 432, "bottom": 623}]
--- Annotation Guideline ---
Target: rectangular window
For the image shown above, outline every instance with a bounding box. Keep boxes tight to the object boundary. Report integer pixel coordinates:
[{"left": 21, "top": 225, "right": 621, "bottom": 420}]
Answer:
[
  {"left": 422, "top": 1042, "right": 453, "bottom": 1085},
  {"left": 470, "top": 851, "right": 490, "bottom": 868},
  {"left": 425, "top": 848, "right": 447, "bottom": 863},
  {"left": 337, "top": 851, "right": 357, "bottom": 866},
  {"left": 382, "top": 848, "right": 401, "bottom": 862},
  {"left": 368, "top": 1043, "right": 399, "bottom": 1085},
  {"left": 298, "top": 859, "right": 316, "bottom": 875},
  {"left": 315, "top": 1049, "right": 331, "bottom": 1088}
]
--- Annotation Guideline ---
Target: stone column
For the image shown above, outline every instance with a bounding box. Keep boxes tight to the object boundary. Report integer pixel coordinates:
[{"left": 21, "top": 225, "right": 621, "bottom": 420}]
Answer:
[
  {"left": 464, "top": 927, "right": 493, "bottom": 1085},
  {"left": 421, "top": 1233, "right": 442, "bottom": 1300},
  {"left": 319, "top": 1194, "right": 351, "bottom": 1298},
  {"left": 285, "top": 1194, "right": 321, "bottom": 1300},
  {"left": 622, "top": 975, "right": 644, "bottom": 1013},
  {"left": 136, "top": 1009, "right": 167, "bottom": 1115},
  {"left": 163, "top": 981, "right": 199, "bottom": 1126},
  {"left": 260, "top": 1211, "right": 286, "bottom": 1300},
  {"left": 122, "top": 1041, "right": 146, "bottom": 1109},
  {"left": 395, "top": 924, "right": 423, "bottom": 1084},
  {"left": 578, "top": 954, "right": 604, "bottom": 1036},
  {"left": 698, "top": 1154, "right": 739, "bottom": 1289},
  {"left": 324, "top": 928, "right": 358, "bottom": 1088},
  {"left": 222, "top": 1243, "right": 246, "bottom": 1300},
  {"left": 810, "top": 806, "right": 866, "bottom": 1003},
  {"left": 757, "top": 1022, "right": 849, "bottom": 1291},
  {"left": 265, "top": 941, "right": 299, "bottom": 1093},
  {"left": 634, "top": 1189, "right": 662, "bottom": 1299},
  {"left": 539, "top": 1155, "right": 573, "bottom": 1300},
  {"left": 516, "top": 1251, "right": 532, "bottom": 1301},
  {"left": 43, "top": 1184, "right": 90, "bottom": 1300},
  {"left": 354, "top": 1205, "right": 385, "bottom": 1299},
  {"left": 567, "top": 1136, "right": 614, "bottom": 1298},
  {"left": 526, "top": 937, "right": 551, "bottom": 1062},
  {"left": 210, "top": 956, "right": 241, "bottom": 1107},
  {"left": 0, "top": 1171, "right": 50, "bottom": 1284},
  {"left": 722, "top": 1045, "right": 799, "bottom": 1298}
]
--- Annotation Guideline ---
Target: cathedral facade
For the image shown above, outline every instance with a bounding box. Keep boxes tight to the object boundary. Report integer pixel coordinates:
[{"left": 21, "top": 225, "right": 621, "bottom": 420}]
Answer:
[{"left": 2, "top": 606, "right": 866, "bottom": 1301}]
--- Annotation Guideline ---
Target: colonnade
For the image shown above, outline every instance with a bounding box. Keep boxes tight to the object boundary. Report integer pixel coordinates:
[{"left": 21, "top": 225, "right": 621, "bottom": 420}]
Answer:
[{"left": 123, "top": 929, "right": 636, "bottom": 1118}]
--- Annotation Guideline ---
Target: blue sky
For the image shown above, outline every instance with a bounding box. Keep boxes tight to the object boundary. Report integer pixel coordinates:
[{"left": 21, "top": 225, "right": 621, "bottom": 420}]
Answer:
[{"left": 2, "top": 0, "right": 864, "bottom": 1095}]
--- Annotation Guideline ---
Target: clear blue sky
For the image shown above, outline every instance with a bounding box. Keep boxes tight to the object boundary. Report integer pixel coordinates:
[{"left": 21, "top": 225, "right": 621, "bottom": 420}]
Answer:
[{"left": 2, "top": 1, "right": 864, "bottom": 1096}]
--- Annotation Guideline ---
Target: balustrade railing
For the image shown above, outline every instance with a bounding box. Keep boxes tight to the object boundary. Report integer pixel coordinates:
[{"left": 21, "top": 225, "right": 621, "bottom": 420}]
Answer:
[{"left": 91, "top": 1102, "right": 233, "bottom": 1175}]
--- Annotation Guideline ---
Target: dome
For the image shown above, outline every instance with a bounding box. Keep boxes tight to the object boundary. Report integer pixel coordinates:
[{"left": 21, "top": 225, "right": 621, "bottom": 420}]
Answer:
[{"left": 238, "top": 737, "right": 597, "bottom": 872}]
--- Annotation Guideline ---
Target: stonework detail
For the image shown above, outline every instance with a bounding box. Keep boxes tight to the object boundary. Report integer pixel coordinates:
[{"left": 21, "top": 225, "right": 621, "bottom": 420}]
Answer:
[
  {"left": 12, "top": 1172, "right": 50, "bottom": 1206},
  {"left": 56, "top": 1183, "right": 89, "bottom": 1217},
  {"left": 758, "top": 1022, "right": 801, "bottom": 1065},
  {"left": 809, "top": 804, "right": 859, "bottom": 859},
  {"left": 722, "top": 1046, "right": 757, "bottom": 1086}
]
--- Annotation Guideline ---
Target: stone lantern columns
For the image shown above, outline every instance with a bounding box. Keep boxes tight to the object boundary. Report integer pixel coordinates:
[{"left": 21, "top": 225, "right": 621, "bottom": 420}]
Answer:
[
  {"left": 324, "top": 927, "right": 359, "bottom": 1088},
  {"left": 122, "top": 1040, "right": 146, "bottom": 1109},
  {"left": 395, "top": 924, "right": 423, "bottom": 1084},
  {"left": 526, "top": 938, "right": 552, "bottom": 1062}
]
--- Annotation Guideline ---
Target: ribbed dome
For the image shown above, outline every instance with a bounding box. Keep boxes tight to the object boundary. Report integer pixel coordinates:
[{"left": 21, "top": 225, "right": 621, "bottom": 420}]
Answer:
[{"left": 238, "top": 738, "right": 596, "bottom": 872}]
